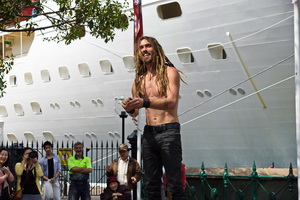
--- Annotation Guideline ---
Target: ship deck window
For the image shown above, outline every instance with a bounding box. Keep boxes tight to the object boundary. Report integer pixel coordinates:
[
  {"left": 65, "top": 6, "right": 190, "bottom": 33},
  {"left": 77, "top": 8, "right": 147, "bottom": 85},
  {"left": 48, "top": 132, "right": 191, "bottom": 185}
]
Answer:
[
  {"left": 24, "top": 132, "right": 36, "bottom": 143},
  {"left": 30, "top": 102, "right": 42, "bottom": 114},
  {"left": 157, "top": 2, "right": 182, "bottom": 20},
  {"left": 7, "top": 133, "right": 18, "bottom": 143},
  {"left": 41, "top": 69, "right": 51, "bottom": 82},
  {"left": 177, "top": 48, "right": 194, "bottom": 64},
  {"left": 14, "top": 103, "right": 24, "bottom": 116},
  {"left": 43, "top": 131, "right": 56, "bottom": 142},
  {"left": 123, "top": 56, "right": 134, "bottom": 71},
  {"left": 24, "top": 72, "right": 33, "bottom": 85},
  {"left": 9, "top": 75, "right": 17, "bottom": 86},
  {"left": 99, "top": 60, "right": 114, "bottom": 74},
  {"left": 207, "top": 44, "right": 227, "bottom": 60},
  {"left": 0, "top": 106, "right": 8, "bottom": 117},
  {"left": 78, "top": 63, "right": 91, "bottom": 77},
  {"left": 0, "top": 32, "right": 34, "bottom": 59},
  {"left": 59, "top": 66, "right": 70, "bottom": 80}
]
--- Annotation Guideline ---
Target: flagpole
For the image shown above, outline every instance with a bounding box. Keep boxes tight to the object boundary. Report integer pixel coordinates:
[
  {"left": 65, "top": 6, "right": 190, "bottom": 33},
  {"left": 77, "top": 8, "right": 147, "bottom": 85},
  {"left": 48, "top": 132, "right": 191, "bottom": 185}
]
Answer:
[{"left": 133, "top": 1, "right": 143, "bottom": 199}]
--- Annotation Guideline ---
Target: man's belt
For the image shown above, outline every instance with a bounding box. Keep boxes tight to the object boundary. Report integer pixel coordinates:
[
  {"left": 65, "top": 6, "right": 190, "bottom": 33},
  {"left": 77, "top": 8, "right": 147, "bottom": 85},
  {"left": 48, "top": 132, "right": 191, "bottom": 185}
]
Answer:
[{"left": 144, "top": 122, "right": 180, "bottom": 133}]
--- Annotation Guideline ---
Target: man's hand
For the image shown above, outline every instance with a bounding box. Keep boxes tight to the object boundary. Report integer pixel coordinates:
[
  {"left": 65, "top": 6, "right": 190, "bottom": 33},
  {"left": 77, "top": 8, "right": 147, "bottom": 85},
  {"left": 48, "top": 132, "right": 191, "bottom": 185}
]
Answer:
[
  {"left": 122, "top": 97, "right": 133, "bottom": 112},
  {"left": 106, "top": 165, "right": 111, "bottom": 172},
  {"left": 131, "top": 176, "right": 137, "bottom": 184},
  {"left": 123, "top": 98, "right": 143, "bottom": 111},
  {"left": 112, "top": 192, "right": 122, "bottom": 200}
]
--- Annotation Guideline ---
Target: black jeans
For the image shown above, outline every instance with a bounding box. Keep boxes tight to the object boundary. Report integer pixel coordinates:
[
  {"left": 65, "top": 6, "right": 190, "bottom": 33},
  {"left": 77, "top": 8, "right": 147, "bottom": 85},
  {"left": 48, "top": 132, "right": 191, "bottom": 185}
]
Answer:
[{"left": 142, "top": 122, "right": 187, "bottom": 200}]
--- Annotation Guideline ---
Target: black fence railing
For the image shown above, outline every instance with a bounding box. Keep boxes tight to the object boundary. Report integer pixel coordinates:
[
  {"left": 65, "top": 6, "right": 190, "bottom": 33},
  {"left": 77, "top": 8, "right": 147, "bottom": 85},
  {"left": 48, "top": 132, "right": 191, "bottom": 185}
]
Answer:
[
  {"left": 1, "top": 141, "right": 298, "bottom": 199},
  {"left": 0, "top": 140, "right": 120, "bottom": 197}
]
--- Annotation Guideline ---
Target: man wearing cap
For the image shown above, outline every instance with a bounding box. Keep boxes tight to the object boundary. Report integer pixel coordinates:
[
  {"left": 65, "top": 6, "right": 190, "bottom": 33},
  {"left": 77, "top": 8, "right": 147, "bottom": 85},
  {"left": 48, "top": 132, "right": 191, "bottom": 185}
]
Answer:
[{"left": 106, "top": 144, "right": 142, "bottom": 191}]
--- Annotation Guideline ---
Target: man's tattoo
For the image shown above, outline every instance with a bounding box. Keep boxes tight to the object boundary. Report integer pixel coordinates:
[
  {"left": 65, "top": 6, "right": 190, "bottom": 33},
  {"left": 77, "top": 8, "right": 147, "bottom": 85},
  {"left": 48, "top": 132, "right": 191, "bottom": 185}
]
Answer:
[{"left": 163, "top": 99, "right": 169, "bottom": 110}]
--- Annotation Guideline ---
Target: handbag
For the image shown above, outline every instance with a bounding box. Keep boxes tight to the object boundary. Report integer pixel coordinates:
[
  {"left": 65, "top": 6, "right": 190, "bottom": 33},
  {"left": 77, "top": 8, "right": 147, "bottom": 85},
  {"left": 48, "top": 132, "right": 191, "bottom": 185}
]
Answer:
[
  {"left": 43, "top": 181, "right": 54, "bottom": 199},
  {"left": 12, "top": 189, "right": 22, "bottom": 200},
  {"left": 1, "top": 182, "right": 13, "bottom": 200},
  {"left": 13, "top": 165, "right": 28, "bottom": 200}
]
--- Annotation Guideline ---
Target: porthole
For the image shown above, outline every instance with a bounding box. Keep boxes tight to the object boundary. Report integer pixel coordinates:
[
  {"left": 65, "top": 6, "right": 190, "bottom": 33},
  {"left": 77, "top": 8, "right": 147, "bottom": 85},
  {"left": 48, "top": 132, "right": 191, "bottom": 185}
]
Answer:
[
  {"left": 50, "top": 103, "right": 55, "bottom": 109},
  {"left": 54, "top": 103, "right": 60, "bottom": 109},
  {"left": 92, "top": 99, "right": 98, "bottom": 106},
  {"left": 58, "top": 66, "right": 70, "bottom": 80},
  {"left": 97, "top": 98, "right": 103, "bottom": 105},
  {"left": 177, "top": 48, "right": 194, "bottom": 64},
  {"left": 237, "top": 88, "right": 246, "bottom": 95},
  {"left": 157, "top": 2, "right": 182, "bottom": 20},
  {"left": 0, "top": 106, "right": 8, "bottom": 117},
  {"left": 41, "top": 69, "right": 51, "bottom": 82},
  {"left": 24, "top": 72, "right": 33, "bottom": 85},
  {"left": 207, "top": 44, "right": 227, "bottom": 60},
  {"left": 30, "top": 102, "right": 42, "bottom": 114},
  {"left": 204, "top": 90, "right": 212, "bottom": 97},
  {"left": 14, "top": 104, "right": 24, "bottom": 116},
  {"left": 75, "top": 101, "right": 81, "bottom": 107},
  {"left": 78, "top": 63, "right": 91, "bottom": 77},
  {"left": 100, "top": 60, "right": 114, "bottom": 74},
  {"left": 196, "top": 90, "right": 204, "bottom": 97},
  {"left": 9, "top": 75, "right": 17, "bottom": 86},
  {"left": 123, "top": 56, "right": 134, "bottom": 71},
  {"left": 229, "top": 88, "right": 237, "bottom": 95}
]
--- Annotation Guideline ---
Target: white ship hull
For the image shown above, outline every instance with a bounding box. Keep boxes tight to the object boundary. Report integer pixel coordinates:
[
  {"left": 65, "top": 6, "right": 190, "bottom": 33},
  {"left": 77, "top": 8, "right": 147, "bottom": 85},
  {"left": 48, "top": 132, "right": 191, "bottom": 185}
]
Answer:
[{"left": 0, "top": 0, "right": 295, "bottom": 168}]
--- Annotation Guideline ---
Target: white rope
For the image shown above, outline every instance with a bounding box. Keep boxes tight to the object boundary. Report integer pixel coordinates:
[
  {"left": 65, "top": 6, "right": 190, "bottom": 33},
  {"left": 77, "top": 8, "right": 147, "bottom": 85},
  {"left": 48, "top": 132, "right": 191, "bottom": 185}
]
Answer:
[
  {"left": 179, "top": 54, "right": 294, "bottom": 117},
  {"left": 181, "top": 75, "right": 295, "bottom": 126},
  {"left": 81, "top": 13, "right": 294, "bottom": 57},
  {"left": 168, "top": 14, "right": 294, "bottom": 56}
]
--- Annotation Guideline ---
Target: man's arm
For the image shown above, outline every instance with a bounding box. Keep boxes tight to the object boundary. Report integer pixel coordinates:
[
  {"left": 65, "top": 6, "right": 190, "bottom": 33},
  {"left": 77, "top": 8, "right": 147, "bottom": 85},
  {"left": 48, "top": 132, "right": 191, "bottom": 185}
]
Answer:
[
  {"left": 70, "top": 157, "right": 92, "bottom": 174},
  {"left": 70, "top": 167, "right": 92, "bottom": 174}
]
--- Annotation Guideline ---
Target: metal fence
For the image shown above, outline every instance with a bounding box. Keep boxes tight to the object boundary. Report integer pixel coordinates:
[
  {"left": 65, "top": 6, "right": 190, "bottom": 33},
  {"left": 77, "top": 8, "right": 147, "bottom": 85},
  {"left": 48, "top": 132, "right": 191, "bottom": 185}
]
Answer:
[
  {"left": 0, "top": 140, "right": 120, "bottom": 197},
  {"left": 1, "top": 141, "right": 298, "bottom": 199},
  {"left": 185, "top": 162, "right": 298, "bottom": 200}
]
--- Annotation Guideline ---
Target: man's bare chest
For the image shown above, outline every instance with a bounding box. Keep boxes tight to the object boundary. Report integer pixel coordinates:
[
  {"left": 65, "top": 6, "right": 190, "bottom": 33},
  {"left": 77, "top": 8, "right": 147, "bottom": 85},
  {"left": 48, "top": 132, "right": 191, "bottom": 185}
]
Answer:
[{"left": 144, "top": 77, "right": 159, "bottom": 97}]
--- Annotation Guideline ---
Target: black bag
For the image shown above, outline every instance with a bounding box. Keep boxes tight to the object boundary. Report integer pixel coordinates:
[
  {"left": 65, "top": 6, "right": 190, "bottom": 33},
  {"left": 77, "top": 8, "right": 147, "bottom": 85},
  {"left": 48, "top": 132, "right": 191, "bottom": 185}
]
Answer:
[{"left": 1, "top": 182, "right": 13, "bottom": 200}]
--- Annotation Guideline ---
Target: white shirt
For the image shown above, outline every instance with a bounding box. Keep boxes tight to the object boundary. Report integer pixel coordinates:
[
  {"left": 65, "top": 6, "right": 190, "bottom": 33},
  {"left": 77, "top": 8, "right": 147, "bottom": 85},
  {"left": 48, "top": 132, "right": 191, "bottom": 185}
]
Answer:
[{"left": 117, "top": 157, "right": 129, "bottom": 186}]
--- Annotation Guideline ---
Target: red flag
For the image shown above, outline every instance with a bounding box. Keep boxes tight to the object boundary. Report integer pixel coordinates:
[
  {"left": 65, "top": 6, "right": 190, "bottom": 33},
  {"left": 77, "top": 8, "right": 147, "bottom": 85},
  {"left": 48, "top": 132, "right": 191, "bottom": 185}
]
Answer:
[{"left": 133, "top": 0, "right": 143, "bottom": 51}]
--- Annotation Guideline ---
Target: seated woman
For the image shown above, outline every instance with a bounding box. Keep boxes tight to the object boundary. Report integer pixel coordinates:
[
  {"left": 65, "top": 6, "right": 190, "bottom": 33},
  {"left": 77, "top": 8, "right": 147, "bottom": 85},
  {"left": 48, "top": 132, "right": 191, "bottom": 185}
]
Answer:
[{"left": 100, "top": 176, "right": 131, "bottom": 200}]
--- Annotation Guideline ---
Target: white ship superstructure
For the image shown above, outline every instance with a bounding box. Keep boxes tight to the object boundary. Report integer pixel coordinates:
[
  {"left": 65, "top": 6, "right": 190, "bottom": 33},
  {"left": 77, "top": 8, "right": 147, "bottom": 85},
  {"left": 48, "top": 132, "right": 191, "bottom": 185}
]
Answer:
[{"left": 0, "top": 0, "right": 295, "bottom": 168}]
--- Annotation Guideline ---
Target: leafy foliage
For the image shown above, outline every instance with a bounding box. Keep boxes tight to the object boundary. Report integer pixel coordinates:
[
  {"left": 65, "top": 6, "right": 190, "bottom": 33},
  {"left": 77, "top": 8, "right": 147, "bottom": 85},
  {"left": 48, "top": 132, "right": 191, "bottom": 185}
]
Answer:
[
  {"left": 0, "top": 0, "right": 131, "bottom": 95},
  {"left": 0, "top": 56, "right": 14, "bottom": 97},
  {"left": 0, "top": 0, "right": 131, "bottom": 44}
]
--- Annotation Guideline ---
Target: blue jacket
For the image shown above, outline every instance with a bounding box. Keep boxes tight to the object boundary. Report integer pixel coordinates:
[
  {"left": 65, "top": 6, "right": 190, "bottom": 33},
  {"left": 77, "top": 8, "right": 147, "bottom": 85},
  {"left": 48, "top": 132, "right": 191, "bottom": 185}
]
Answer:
[{"left": 39, "top": 153, "right": 61, "bottom": 183}]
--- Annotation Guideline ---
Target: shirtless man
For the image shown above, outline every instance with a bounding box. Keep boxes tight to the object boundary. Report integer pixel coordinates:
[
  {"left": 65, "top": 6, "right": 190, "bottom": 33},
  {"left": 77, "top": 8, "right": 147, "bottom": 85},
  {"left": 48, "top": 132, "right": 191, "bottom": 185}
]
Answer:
[{"left": 122, "top": 36, "right": 187, "bottom": 200}]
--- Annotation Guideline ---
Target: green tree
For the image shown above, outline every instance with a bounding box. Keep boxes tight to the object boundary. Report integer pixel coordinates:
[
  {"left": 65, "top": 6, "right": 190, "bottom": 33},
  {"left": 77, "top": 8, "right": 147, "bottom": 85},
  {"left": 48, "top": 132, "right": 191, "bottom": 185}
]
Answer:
[{"left": 0, "top": 0, "right": 131, "bottom": 96}]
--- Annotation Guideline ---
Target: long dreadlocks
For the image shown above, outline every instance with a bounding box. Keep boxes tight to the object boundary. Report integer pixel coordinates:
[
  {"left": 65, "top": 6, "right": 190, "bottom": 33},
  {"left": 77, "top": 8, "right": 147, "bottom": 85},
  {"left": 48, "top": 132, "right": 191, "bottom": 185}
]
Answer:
[{"left": 133, "top": 36, "right": 185, "bottom": 98}]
